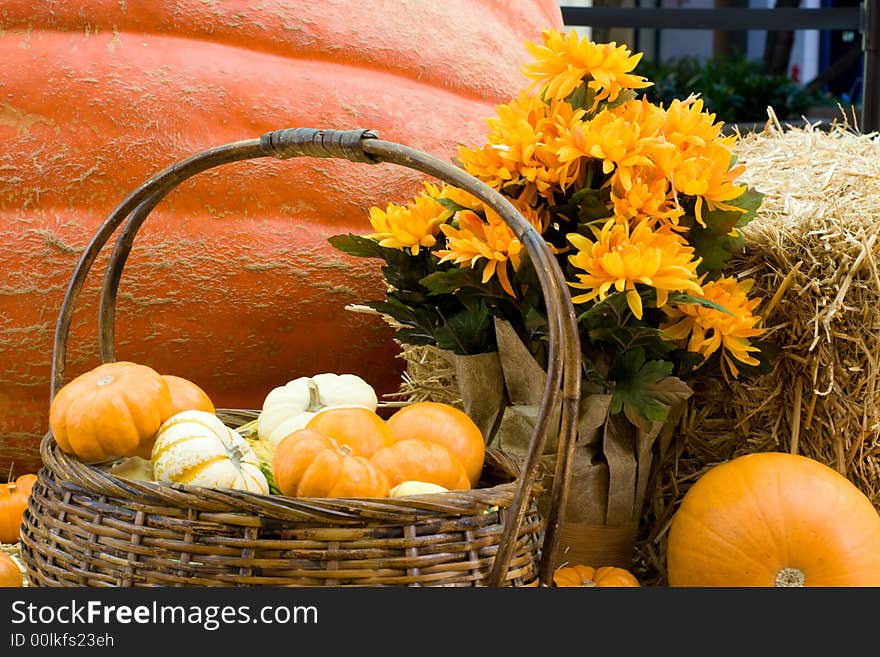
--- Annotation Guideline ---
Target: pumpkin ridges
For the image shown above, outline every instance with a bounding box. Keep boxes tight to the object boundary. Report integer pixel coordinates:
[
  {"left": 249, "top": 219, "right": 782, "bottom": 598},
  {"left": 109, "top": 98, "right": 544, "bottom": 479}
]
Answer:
[
  {"left": 272, "top": 428, "right": 390, "bottom": 498},
  {"left": 304, "top": 406, "right": 392, "bottom": 458},
  {"left": 151, "top": 410, "right": 268, "bottom": 494},
  {"left": 50, "top": 361, "right": 173, "bottom": 463},
  {"left": 174, "top": 455, "right": 230, "bottom": 485},
  {"left": 553, "top": 564, "right": 640, "bottom": 587}
]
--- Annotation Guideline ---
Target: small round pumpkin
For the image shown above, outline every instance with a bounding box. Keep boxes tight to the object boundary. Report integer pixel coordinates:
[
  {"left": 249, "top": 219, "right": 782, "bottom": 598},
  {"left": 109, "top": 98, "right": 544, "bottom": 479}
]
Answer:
[
  {"left": 151, "top": 410, "right": 269, "bottom": 494},
  {"left": 303, "top": 406, "right": 393, "bottom": 457},
  {"left": 49, "top": 361, "right": 173, "bottom": 462},
  {"left": 162, "top": 374, "right": 215, "bottom": 417},
  {"left": 0, "top": 485, "right": 29, "bottom": 544},
  {"left": 0, "top": 552, "right": 22, "bottom": 587},
  {"left": 371, "top": 439, "right": 471, "bottom": 490},
  {"left": 385, "top": 402, "right": 485, "bottom": 486},
  {"left": 0, "top": 473, "right": 38, "bottom": 543},
  {"left": 272, "top": 428, "right": 390, "bottom": 498},
  {"left": 553, "top": 564, "right": 641, "bottom": 587},
  {"left": 666, "top": 452, "right": 880, "bottom": 587}
]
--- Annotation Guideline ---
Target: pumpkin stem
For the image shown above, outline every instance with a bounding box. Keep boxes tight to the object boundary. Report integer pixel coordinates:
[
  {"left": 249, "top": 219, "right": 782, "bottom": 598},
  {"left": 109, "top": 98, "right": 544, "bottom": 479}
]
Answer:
[
  {"left": 227, "top": 441, "right": 244, "bottom": 469},
  {"left": 95, "top": 375, "right": 114, "bottom": 387},
  {"left": 305, "top": 380, "right": 324, "bottom": 412},
  {"left": 774, "top": 567, "right": 806, "bottom": 587},
  {"left": 580, "top": 579, "right": 598, "bottom": 587},
  {"left": 338, "top": 445, "right": 352, "bottom": 457}
]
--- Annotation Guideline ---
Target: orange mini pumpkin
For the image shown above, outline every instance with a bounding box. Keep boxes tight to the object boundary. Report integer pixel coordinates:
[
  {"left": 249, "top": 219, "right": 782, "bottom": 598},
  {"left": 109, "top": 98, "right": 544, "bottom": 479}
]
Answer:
[
  {"left": 0, "top": 552, "right": 22, "bottom": 587},
  {"left": 162, "top": 374, "right": 215, "bottom": 417},
  {"left": 667, "top": 452, "right": 880, "bottom": 587},
  {"left": 272, "top": 428, "right": 390, "bottom": 498},
  {"left": 371, "top": 439, "right": 471, "bottom": 490},
  {"left": 0, "top": 474, "right": 38, "bottom": 544},
  {"left": 553, "top": 564, "right": 641, "bottom": 587},
  {"left": 49, "top": 361, "right": 173, "bottom": 462},
  {"left": 385, "top": 402, "right": 485, "bottom": 486},
  {"left": 303, "top": 406, "right": 393, "bottom": 457}
]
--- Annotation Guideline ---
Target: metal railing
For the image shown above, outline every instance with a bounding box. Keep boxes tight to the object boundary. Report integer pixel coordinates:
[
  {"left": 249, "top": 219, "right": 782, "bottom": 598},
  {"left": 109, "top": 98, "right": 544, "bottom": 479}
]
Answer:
[{"left": 560, "top": 0, "right": 878, "bottom": 132}]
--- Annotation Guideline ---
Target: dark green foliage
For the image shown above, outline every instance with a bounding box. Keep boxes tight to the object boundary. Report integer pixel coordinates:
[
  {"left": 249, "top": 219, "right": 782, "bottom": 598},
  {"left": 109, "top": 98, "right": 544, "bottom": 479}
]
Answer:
[{"left": 635, "top": 53, "right": 833, "bottom": 124}]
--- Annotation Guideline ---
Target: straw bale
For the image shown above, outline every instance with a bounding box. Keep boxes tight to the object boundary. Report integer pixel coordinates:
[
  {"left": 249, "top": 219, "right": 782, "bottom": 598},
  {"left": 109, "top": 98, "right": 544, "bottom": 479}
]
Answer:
[{"left": 638, "top": 109, "right": 880, "bottom": 584}]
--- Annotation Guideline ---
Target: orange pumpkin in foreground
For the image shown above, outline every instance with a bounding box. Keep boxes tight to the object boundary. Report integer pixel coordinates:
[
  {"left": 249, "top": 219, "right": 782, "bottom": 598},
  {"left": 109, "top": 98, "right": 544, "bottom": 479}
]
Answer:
[
  {"left": 0, "top": 552, "right": 22, "bottom": 587},
  {"left": 272, "top": 429, "right": 390, "bottom": 499},
  {"left": 48, "top": 361, "right": 173, "bottom": 463},
  {"left": 553, "top": 564, "right": 641, "bottom": 587},
  {"left": 667, "top": 452, "right": 880, "bottom": 587},
  {"left": 0, "top": 0, "right": 563, "bottom": 477},
  {"left": 304, "top": 406, "right": 393, "bottom": 457}
]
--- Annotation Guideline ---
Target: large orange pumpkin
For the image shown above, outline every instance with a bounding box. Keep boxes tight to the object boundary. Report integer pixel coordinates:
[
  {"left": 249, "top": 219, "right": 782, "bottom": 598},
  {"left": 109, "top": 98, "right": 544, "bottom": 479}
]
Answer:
[
  {"left": 666, "top": 452, "right": 880, "bottom": 587},
  {"left": 0, "top": 1, "right": 564, "bottom": 475}
]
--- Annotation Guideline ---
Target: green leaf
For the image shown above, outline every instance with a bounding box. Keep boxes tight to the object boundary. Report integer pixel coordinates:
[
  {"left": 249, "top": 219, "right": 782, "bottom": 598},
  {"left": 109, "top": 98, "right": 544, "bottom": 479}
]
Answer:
[
  {"left": 435, "top": 195, "right": 468, "bottom": 215},
  {"left": 553, "top": 186, "right": 612, "bottom": 224},
  {"left": 327, "top": 233, "right": 385, "bottom": 259},
  {"left": 666, "top": 292, "right": 734, "bottom": 315},
  {"left": 608, "top": 348, "right": 687, "bottom": 428},
  {"left": 688, "top": 227, "right": 744, "bottom": 277},
  {"left": 420, "top": 267, "right": 488, "bottom": 296},
  {"left": 731, "top": 187, "right": 764, "bottom": 228},
  {"left": 562, "top": 81, "right": 596, "bottom": 112},
  {"left": 417, "top": 302, "right": 494, "bottom": 354}
]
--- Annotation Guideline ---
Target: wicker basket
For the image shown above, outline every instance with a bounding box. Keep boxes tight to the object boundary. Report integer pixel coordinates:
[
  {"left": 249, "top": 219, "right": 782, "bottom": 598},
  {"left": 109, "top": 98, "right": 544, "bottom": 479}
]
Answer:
[{"left": 20, "top": 128, "right": 582, "bottom": 587}]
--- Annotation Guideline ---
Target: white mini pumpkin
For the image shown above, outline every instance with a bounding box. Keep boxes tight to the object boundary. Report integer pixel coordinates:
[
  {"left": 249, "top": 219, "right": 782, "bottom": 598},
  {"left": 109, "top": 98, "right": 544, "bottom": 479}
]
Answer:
[
  {"left": 152, "top": 410, "right": 269, "bottom": 494},
  {"left": 257, "top": 373, "right": 378, "bottom": 447},
  {"left": 389, "top": 481, "right": 449, "bottom": 497}
]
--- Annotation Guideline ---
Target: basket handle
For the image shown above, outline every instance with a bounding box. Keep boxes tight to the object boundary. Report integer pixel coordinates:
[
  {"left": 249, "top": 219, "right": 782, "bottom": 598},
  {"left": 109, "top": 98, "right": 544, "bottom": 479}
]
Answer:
[{"left": 50, "top": 128, "right": 583, "bottom": 587}]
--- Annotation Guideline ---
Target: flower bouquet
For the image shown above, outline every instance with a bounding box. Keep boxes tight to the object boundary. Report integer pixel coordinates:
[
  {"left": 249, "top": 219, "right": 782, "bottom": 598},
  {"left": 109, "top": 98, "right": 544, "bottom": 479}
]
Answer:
[{"left": 330, "top": 29, "right": 770, "bottom": 566}]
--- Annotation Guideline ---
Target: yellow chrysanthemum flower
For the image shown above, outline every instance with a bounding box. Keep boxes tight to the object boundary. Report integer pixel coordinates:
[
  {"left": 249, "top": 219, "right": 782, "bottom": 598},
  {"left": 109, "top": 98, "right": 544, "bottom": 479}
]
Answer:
[
  {"left": 436, "top": 210, "right": 524, "bottom": 297},
  {"left": 438, "top": 184, "right": 552, "bottom": 235},
  {"left": 655, "top": 97, "right": 747, "bottom": 226},
  {"left": 566, "top": 218, "right": 703, "bottom": 319},
  {"left": 609, "top": 166, "right": 685, "bottom": 227},
  {"left": 366, "top": 182, "right": 452, "bottom": 255},
  {"left": 661, "top": 276, "right": 764, "bottom": 378},
  {"left": 557, "top": 97, "right": 672, "bottom": 195},
  {"left": 523, "top": 29, "right": 652, "bottom": 109},
  {"left": 457, "top": 91, "right": 587, "bottom": 202}
]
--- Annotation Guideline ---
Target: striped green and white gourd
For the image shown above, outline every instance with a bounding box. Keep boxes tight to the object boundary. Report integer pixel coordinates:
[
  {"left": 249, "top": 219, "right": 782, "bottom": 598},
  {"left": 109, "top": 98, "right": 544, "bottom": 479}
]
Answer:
[{"left": 151, "top": 410, "right": 269, "bottom": 494}]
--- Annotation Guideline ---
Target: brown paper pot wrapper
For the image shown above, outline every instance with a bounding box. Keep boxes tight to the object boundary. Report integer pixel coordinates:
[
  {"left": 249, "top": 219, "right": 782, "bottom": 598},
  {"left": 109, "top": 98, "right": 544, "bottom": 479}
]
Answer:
[{"left": 434, "top": 318, "right": 689, "bottom": 569}]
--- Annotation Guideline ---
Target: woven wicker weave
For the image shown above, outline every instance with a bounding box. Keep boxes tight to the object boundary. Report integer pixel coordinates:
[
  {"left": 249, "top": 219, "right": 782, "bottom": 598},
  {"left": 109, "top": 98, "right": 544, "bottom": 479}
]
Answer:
[{"left": 20, "top": 128, "right": 582, "bottom": 587}]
